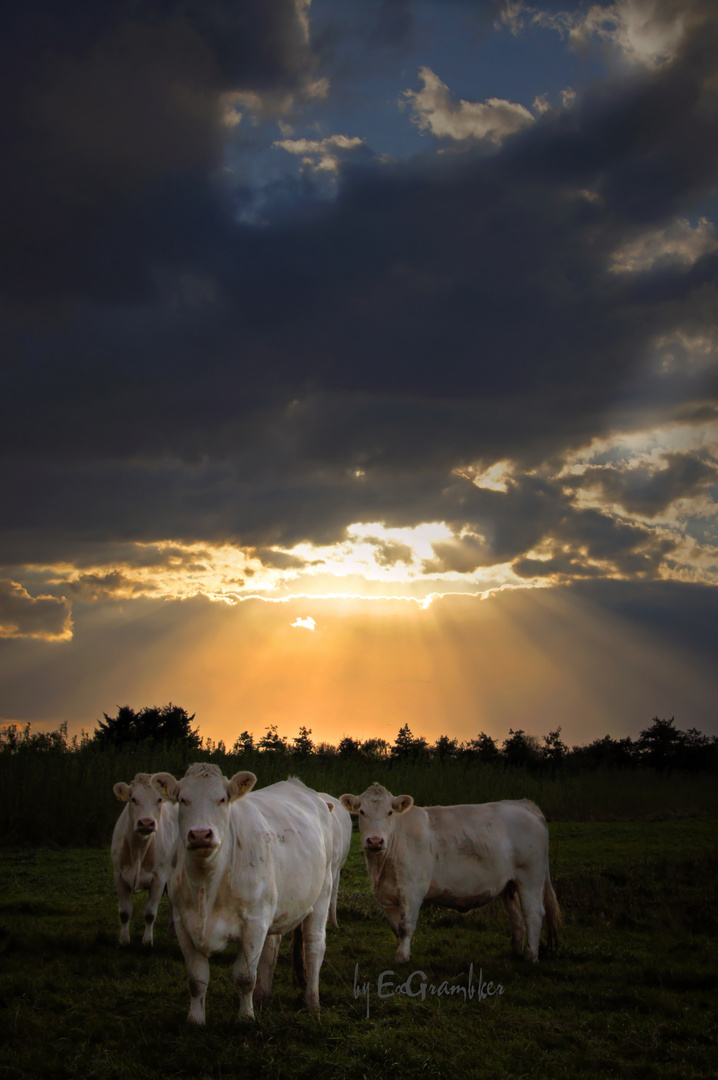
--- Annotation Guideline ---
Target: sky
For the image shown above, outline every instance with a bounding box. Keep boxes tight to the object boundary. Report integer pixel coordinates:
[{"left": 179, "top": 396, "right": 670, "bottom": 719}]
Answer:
[{"left": 1, "top": 0, "right": 717, "bottom": 749}]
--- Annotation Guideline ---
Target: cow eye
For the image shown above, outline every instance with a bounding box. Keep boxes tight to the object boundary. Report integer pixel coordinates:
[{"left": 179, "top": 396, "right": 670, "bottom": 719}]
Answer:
[
  {"left": 156, "top": 798, "right": 162, "bottom": 805},
  {"left": 179, "top": 797, "right": 189, "bottom": 806},
  {"left": 359, "top": 809, "right": 365, "bottom": 816},
  {"left": 130, "top": 797, "right": 138, "bottom": 805},
  {"left": 218, "top": 797, "right": 226, "bottom": 805},
  {"left": 388, "top": 810, "right": 393, "bottom": 816}
]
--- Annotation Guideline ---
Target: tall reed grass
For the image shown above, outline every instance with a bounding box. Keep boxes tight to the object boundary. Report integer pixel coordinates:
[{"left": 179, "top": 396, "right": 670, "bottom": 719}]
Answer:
[{"left": 1, "top": 744, "right": 714, "bottom": 846}]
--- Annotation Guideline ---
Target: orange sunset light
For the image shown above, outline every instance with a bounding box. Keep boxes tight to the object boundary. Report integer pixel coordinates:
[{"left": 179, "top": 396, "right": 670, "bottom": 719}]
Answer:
[{"left": 73, "top": 581, "right": 716, "bottom": 752}]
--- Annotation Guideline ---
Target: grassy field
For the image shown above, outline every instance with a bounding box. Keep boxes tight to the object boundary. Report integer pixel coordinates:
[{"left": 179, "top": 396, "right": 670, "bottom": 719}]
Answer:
[{"left": 1, "top": 817, "right": 717, "bottom": 1080}]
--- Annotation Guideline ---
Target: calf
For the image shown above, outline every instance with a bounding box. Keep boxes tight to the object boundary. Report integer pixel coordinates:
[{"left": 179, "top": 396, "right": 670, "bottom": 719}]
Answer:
[
  {"left": 111, "top": 772, "right": 179, "bottom": 946},
  {"left": 151, "top": 765, "right": 334, "bottom": 1024},
  {"left": 340, "top": 782, "right": 561, "bottom": 963}
]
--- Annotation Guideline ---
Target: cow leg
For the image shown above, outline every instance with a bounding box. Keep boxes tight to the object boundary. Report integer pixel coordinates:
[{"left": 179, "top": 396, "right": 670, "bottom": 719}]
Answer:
[
  {"left": 502, "top": 883, "right": 525, "bottom": 957},
  {"left": 254, "top": 933, "right": 281, "bottom": 1005},
  {"left": 233, "top": 919, "right": 269, "bottom": 1021},
  {"left": 115, "top": 874, "right": 133, "bottom": 946},
  {"left": 300, "top": 877, "right": 332, "bottom": 1011},
  {"left": 386, "top": 899, "right": 419, "bottom": 963},
  {"left": 328, "top": 868, "right": 340, "bottom": 929},
  {"left": 175, "top": 920, "right": 210, "bottom": 1025},
  {"left": 517, "top": 884, "right": 545, "bottom": 963},
  {"left": 141, "top": 874, "right": 165, "bottom": 946}
]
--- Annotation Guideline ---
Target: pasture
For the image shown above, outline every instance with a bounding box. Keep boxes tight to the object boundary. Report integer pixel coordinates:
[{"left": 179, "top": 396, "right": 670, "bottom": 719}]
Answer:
[{"left": 1, "top": 815, "right": 717, "bottom": 1080}]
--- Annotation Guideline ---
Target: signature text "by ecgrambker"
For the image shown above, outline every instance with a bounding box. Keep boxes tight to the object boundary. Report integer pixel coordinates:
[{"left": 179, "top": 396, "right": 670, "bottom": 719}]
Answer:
[{"left": 353, "top": 962, "right": 504, "bottom": 1018}]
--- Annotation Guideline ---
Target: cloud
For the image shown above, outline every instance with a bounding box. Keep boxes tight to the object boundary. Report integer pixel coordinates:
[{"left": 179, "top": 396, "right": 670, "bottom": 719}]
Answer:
[
  {"left": 65, "top": 570, "right": 139, "bottom": 602},
  {"left": 0, "top": 580, "right": 72, "bottom": 640},
  {"left": 0, "top": 0, "right": 717, "bottom": 614},
  {"left": 610, "top": 217, "right": 718, "bottom": 273},
  {"left": 0, "top": 0, "right": 319, "bottom": 302},
  {"left": 291, "top": 615, "right": 316, "bottom": 630},
  {"left": 366, "top": 537, "right": 415, "bottom": 568},
  {"left": 402, "top": 67, "right": 533, "bottom": 143},
  {"left": 532, "top": 0, "right": 687, "bottom": 69},
  {"left": 273, "top": 133, "right": 366, "bottom": 171},
  {"left": 568, "top": 452, "right": 718, "bottom": 518}
]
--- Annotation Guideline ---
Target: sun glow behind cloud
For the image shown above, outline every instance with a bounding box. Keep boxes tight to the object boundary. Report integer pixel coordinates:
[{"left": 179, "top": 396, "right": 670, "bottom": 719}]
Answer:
[{"left": 40, "top": 521, "right": 530, "bottom": 609}]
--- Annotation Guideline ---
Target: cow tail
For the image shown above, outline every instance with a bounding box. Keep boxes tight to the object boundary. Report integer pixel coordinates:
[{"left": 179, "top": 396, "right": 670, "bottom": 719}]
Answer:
[
  {"left": 292, "top": 922, "right": 307, "bottom": 990},
  {"left": 543, "top": 872, "right": 562, "bottom": 955}
]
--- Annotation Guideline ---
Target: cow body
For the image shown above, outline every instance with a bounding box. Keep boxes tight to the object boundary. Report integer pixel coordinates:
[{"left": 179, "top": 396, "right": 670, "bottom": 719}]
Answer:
[
  {"left": 340, "top": 783, "right": 561, "bottom": 963},
  {"left": 111, "top": 772, "right": 179, "bottom": 946},
  {"left": 151, "top": 765, "right": 334, "bottom": 1024},
  {"left": 317, "top": 793, "right": 352, "bottom": 927}
]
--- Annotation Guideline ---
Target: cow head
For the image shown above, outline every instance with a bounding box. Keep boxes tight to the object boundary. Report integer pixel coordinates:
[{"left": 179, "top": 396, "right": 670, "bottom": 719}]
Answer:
[
  {"left": 113, "top": 773, "right": 165, "bottom": 838},
  {"left": 151, "top": 763, "right": 256, "bottom": 859},
  {"left": 340, "top": 782, "right": 413, "bottom": 853}
]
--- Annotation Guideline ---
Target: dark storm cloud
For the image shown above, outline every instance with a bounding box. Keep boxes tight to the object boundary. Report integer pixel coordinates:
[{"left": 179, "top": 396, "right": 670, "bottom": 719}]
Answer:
[
  {"left": 367, "top": 537, "right": 415, "bottom": 568},
  {"left": 310, "top": 0, "right": 500, "bottom": 79},
  {"left": 252, "top": 548, "right": 312, "bottom": 570},
  {"left": 1, "top": 0, "right": 718, "bottom": 572},
  {"left": 64, "top": 570, "right": 141, "bottom": 601},
  {"left": 4, "top": 453, "right": 681, "bottom": 585},
  {"left": 0, "top": 579, "right": 72, "bottom": 639},
  {"left": 424, "top": 474, "right": 679, "bottom": 579},
  {"left": 570, "top": 452, "right": 718, "bottom": 517},
  {"left": 0, "top": 0, "right": 315, "bottom": 301},
  {"left": 511, "top": 515, "right": 677, "bottom": 581}
]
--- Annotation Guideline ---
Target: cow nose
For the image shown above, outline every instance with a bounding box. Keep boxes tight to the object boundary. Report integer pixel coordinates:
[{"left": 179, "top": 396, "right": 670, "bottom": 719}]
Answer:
[
  {"left": 187, "top": 828, "right": 214, "bottom": 847},
  {"left": 365, "top": 835, "right": 385, "bottom": 849},
  {"left": 136, "top": 818, "right": 156, "bottom": 832}
]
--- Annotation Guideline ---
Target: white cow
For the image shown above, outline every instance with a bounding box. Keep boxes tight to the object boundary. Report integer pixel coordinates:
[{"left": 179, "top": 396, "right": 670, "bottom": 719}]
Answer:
[
  {"left": 111, "top": 772, "right": 179, "bottom": 946},
  {"left": 340, "top": 782, "right": 561, "bottom": 963},
  {"left": 150, "top": 764, "right": 334, "bottom": 1024},
  {"left": 317, "top": 793, "right": 352, "bottom": 928}
]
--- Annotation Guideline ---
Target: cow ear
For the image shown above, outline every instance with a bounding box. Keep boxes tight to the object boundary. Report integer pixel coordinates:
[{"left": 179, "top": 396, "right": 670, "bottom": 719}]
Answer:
[
  {"left": 113, "top": 782, "right": 130, "bottom": 803},
  {"left": 150, "top": 772, "right": 180, "bottom": 802},
  {"left": 340, "top": 794, "right": 360, "bottom": 814},
  {"left": 392, "top": 795, "right": 414, "bottom": 813},
  {"left": 227, "top": 771, "right": 256, "bottom": 801}
]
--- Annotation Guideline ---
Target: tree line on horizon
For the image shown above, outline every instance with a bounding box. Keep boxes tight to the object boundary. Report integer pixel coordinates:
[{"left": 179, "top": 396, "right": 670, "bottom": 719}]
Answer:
[{"left": 1, "top": 703, "right": 716, "bottom": 773}]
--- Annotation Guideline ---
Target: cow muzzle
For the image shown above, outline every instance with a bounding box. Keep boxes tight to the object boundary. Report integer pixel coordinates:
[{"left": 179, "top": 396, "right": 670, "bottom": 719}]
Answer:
[
  {"left": 364, "top": 836, "right": 385, "bottom": 852},
  {"left": 187, "top": 827, "right": 217, "bottom": 851},
  {"left": 136, "top": 818, "right": 157, "bottom": 835}
]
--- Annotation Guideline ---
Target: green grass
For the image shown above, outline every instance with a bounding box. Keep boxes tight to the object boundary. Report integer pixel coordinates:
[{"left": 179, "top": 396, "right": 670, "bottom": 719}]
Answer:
[{"left": 1, "top": 820, "right": 717, "bottom": 1079}]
